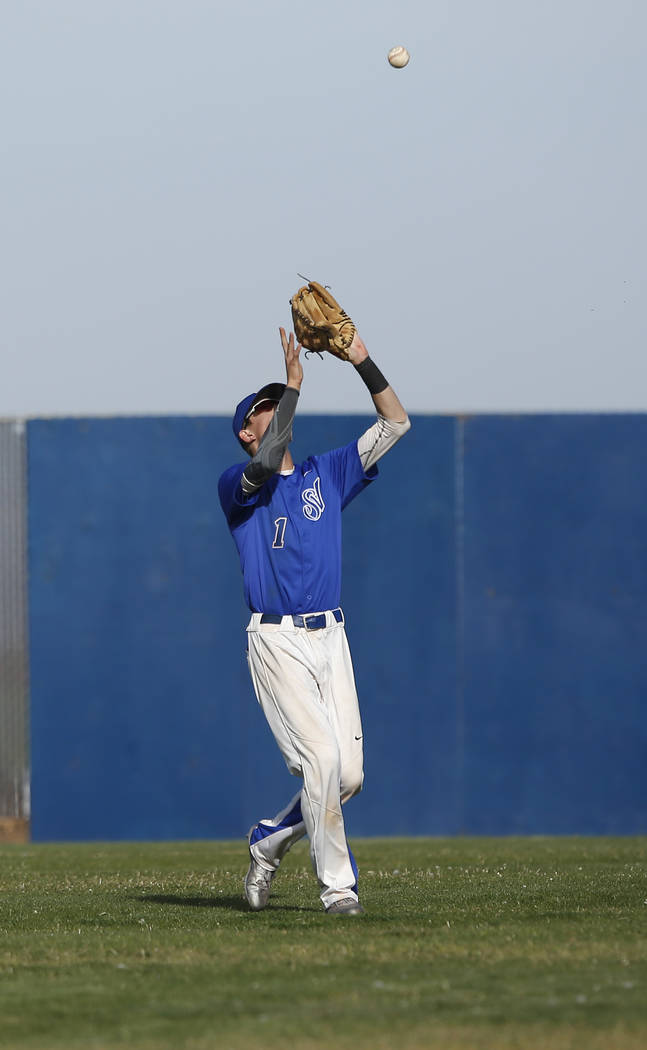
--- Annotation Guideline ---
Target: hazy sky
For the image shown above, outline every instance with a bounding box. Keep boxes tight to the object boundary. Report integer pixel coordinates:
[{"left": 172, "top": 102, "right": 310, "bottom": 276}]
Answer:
[{"left": 2, "top": 0, "right": 646, "bottom": 417}]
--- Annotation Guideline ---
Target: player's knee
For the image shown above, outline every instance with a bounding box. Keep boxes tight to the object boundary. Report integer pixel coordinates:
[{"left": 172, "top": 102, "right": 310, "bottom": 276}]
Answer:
[
  {"left": 303, "top": 746, "right": 342, "bottom": 793},
  {"left": 341, "top": 763, "right": 364, "bottom": 803}
]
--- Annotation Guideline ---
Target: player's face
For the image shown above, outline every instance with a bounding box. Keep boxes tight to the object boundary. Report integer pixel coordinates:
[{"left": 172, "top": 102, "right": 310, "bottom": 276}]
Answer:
[{"left": 243, "top": 401, "right": 278, "bottom": 447}]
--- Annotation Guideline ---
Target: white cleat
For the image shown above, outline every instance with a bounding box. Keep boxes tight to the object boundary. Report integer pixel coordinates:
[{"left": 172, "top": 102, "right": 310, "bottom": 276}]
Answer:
[{"left": 244, "top": 830, "right": 275, "bottom": 911}]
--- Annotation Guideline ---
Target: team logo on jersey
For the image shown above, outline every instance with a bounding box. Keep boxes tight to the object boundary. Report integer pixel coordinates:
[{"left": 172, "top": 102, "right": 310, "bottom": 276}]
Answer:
[{"left": 302, "top": 477, "right": 326, "bottom": 521}]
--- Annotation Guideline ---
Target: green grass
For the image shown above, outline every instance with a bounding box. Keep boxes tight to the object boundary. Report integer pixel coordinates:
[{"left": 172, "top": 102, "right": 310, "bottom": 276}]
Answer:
[{"left": 1, "top": 837, "right": 646, "bottom": 1050}]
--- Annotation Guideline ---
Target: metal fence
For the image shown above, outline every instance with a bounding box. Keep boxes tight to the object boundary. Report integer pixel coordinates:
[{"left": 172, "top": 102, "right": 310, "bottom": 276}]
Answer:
[{"left": 0, "top": 421, "right": 29, "bottom": 824}]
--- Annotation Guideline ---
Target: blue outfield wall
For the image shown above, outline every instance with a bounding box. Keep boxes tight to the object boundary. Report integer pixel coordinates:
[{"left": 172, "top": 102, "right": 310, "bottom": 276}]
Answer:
[{"left": 27, "top": 414, "right": 647, "bottom": 841}]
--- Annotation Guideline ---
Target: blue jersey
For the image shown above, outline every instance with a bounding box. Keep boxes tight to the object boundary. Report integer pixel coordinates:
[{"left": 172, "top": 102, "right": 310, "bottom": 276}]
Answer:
[{"left": 218, "top": 441, "right": 378, "bottom": 615}]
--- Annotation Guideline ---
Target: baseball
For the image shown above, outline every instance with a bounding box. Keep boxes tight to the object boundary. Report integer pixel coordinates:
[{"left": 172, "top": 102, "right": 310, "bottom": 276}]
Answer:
[{"left": 388, "top": 45, "right": 410, "bottom": 69}]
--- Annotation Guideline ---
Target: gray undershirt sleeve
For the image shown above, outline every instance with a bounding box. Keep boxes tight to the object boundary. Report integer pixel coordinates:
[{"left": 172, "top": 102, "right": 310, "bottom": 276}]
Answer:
[{"left": 241, "top": 387, "right": 300, "bottom": 495}]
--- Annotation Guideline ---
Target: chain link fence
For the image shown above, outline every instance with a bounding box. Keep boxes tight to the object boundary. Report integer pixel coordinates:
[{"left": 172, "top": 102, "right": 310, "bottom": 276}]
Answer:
[{"left": 0, "top": 420, "right": 29, "bottom": 838}]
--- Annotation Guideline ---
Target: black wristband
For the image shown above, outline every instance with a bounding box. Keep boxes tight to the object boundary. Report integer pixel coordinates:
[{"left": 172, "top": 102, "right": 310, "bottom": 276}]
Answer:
[{"left": 354, "top": 356, "right": 389, "bottom": 396}]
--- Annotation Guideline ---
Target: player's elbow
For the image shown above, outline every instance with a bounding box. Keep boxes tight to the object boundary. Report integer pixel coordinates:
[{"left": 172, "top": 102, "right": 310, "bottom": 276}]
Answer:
[{"left": 391, "top": 415, "right": 411, "bottom": 437}]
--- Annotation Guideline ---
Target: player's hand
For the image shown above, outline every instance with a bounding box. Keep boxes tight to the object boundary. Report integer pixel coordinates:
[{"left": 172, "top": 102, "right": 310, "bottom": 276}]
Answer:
[
  {"left": 280, "top": 328, "right": 303, "bottom": 391},
  {"left": 346, "top": 331, "right": 369, "bottom": 366}
]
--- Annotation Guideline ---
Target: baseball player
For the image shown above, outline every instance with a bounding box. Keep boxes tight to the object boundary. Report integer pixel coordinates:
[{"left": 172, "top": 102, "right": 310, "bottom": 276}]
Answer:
[{"left": 218, "top": 296, "right": 410, "bottom": 916}]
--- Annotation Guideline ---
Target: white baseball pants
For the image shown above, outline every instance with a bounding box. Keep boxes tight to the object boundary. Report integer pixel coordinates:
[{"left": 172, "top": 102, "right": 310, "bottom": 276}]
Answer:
[{"left": 245, "top": 609, "right": 364, "bottom": 908}]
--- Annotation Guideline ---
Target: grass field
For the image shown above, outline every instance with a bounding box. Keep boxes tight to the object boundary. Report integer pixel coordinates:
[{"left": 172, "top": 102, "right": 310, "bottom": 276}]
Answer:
[{"left": 1, "top": 836, "right": 646, "bottom": 1050}]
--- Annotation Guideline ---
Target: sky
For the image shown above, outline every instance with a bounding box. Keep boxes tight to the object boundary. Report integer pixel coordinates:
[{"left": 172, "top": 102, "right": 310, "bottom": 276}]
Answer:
[{"left": 2, "top": 0, "right": 646, "bottom": 417}]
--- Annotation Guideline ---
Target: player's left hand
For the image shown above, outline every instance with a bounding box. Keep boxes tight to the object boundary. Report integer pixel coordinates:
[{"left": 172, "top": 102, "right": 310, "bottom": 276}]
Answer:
[{"left": 279, "top": 327, "right": 303, "bottom": 391}]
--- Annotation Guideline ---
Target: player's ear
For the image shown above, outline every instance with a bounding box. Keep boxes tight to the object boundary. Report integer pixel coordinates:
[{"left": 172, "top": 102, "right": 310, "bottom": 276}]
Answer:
[{"left": 238, "top": 429, "right": 256, "bottom": 458}]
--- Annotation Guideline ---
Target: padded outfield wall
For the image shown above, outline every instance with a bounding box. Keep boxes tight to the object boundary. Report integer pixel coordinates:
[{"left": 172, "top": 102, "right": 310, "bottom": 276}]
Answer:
[{"left": 26, "top": 414, "right": 647, "bottom": 841}]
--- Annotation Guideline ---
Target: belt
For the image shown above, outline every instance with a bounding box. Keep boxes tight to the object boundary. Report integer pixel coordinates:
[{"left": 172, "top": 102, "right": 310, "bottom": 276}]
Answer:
[{"left": 260, "top": 608, "right": 343, "bottom": 630}]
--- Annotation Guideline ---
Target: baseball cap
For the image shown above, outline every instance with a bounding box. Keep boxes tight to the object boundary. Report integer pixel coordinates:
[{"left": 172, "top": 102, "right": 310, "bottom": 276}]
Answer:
[{"left": 232, "top": 382, "right": 286, "bottom": 439}]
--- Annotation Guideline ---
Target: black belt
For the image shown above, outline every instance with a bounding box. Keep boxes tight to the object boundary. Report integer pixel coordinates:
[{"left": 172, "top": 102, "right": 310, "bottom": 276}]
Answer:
[{"left": 260, "top": 608, "right": 343, "bottom": 630}]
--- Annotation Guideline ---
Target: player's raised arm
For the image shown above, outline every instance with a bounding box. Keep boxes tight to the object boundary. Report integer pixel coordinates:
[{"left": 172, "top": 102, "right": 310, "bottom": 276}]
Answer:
[
  {"left": 346, "top": 332, "right": 408, "bottom": 422},
  {"left": 289, "top": 281, "right": 409, "bottom": 470},
  {"left": 238, "top": 330, "right": 303, "bottom": 495},
  {"left": 289, "top": 278, "right": 410, "bottom": 469},
  {"left": 346, "top": 332, "right": 411, "bottom": 471}
]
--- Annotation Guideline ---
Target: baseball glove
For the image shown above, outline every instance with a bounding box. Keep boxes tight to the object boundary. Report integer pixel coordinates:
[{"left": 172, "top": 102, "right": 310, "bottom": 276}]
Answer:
[{"left": 290, "top": 280, "right": 356, "bottom": 361}]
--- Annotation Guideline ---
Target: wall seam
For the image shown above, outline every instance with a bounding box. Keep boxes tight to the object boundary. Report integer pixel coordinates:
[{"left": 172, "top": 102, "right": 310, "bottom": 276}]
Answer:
[{"left": 454, "top": 417, "right": 466, "bottom": 834}]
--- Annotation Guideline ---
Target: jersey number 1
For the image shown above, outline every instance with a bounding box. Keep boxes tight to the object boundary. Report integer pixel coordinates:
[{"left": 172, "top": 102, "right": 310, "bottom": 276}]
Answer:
[{"left": 272, "top": 517, "right": 287, "bottom": 549}]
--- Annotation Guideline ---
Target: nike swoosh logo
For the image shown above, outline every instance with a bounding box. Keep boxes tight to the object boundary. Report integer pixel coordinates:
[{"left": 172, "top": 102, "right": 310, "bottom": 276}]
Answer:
[{"left": 354, "top": 735, "right": 362, "bottom": 741}]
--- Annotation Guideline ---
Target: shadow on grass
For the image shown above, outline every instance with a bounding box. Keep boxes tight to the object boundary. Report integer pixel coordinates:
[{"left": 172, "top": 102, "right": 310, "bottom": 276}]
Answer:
[
  {"left": 135, "top": 893, "right": 318, "bottom": 913},
  {"left": 137, "top": 894, "right": 248, "bottom": 911}
]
